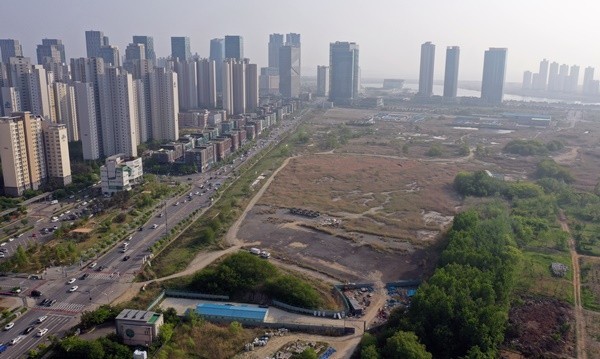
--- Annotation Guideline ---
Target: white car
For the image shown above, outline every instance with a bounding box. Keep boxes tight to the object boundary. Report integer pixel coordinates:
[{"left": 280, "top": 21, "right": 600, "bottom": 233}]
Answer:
[
  {"left": 37, "top": 315, "right": 48, "bottom": 323},
  {"left": 69, "top": 285, "right": 78, "bottom": 292},
  {"left": 4, "top": 322, "right": 14, "bottom": 330},
  {"left": 89, "top": 262, "right": 97, "bottom": 268},
  {"left": 8, "top": 238, "right": 15, "bottom": 242},
  {"left": 9, "top": 335, "right": 24, "bottom": 345},
  {"left": 151, "top": 224, "right": 158, "bottom": 229},
  {"left": 0, "top": 243, "right": 6, "bottom": 247},
  {"left": 36, "top": 328, "right": 48, "bottom": 337},
  {"left": 67, "top": 278, "right": 76, "bottom": 284},
  {"left": 0, "top": 253, "right": 5, "bottom": 258}
]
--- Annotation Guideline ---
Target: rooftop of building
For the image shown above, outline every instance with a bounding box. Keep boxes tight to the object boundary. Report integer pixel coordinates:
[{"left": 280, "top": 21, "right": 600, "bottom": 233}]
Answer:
[
  {"left": 195, "top": 303, "right": 268, "bottom": 321},
  {"left": 116, "top": 309, "right": 162, "bottom": 324}
]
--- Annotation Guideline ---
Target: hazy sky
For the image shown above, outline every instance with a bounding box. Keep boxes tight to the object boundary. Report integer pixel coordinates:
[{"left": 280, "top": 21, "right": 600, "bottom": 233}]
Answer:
[{"left": 2, "top": 0, "right": 599, "bottom": 82}]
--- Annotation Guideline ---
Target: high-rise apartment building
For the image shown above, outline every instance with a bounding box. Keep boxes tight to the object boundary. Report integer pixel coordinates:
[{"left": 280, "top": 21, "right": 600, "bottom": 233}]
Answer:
[
  {"left": 329, "top": 42, "right": 360, "bottom": 103},
  {"left": 0, "top": 39, "right": 24, "bottom": 63},
  {"left": 480, "top": 47, "right": 507, "bottom": 104},
  {"left": 71, "top": 57, "right": 105, "bottom": 155},
  {"left": 85, "top": 30, "right": 108, "bottom": 58},
  {"left": 224, "top": 36, "right": 244, "bottom": 60},
  {"left": 522, "top": 71, "right": 533, "bottom": 90},
  {"left": 0, "top": 112, "right": 46, "bottom": 196},
  {"left": 171, "top": 37, "right": 191, "bottom": 61},
  {"left": 547, "top": 62, "right": 559, "bottom": 92},
  {"left": 149, "top": 67, "right": 179, "bottom": 141},
  {"left": 443, "top": 46, "right": 460, "bottom": 98},
  {"left": 418, "top": 42, "right": 435, "bottom": 97},
  {"left": 317, "top": 65, "right": 329, "bottom": 97},
  {"left": 175, "top": 60, "right": 198, "bottom": 110},
  {"left": 52, "top": 82, "right": 78, "bottom": 141},
  {"left": 259, "top": 67, "right": 279, "bottom": 96},
  {"left": 582, "top": 66, "right": 598, "bottom": 95},
  {"left": 132, "top": 36, "right": 156, "bottom": 63},
  {"left": 567, "top": 65, "right": 580, "bottom": 93},
  {"left": 245, "top": 61, "right": 258, "bottom": 112},
  {"left": 534, "top": 59, "right": 549, "bottom": 91},
  {"left": 196, "top": 58, "right": 217, "bottom": 108},
  {"left": 41, "top": 121, "right": 72, "bottom": 187},
  {"left": 98, "top": 67, "right": 138, "bottom": 158},
  {"left": 36, "top": 39, "right": 66, "bottom": 65},
  {"left": 26, "top": 65, "right": 52, "bottom": 119},
  {"left": 125, "top": 43, "right": 145, "bottom": 63},
  {"left": 209, "top": 38, "right": 225, "bottom": 92},
  {"left": 0, "top": 87, "right": 21, "bottom": 115},
  {"left": 73, "top": 81, "right": 100, "bottom": 160},
  {"left": 268, "top": 34, "right": 284, "bottom": 68}
]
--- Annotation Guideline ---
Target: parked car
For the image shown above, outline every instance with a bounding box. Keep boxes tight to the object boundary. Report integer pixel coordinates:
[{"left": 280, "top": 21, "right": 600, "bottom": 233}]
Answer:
[
  {"left": 3, "top": 323, "right": 14, "bottom": 331},
  {"left": 69, "top": 286, "right": 78, "bottom": 292}
]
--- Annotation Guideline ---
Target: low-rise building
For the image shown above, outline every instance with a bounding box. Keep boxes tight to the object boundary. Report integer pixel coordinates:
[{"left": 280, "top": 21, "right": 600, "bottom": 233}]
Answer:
[
  {"left": 115, "top": 309, "right": 164, "bottom": 346},
  {"left": 101, "top": 154, "right": 143, "bottom": 195}
]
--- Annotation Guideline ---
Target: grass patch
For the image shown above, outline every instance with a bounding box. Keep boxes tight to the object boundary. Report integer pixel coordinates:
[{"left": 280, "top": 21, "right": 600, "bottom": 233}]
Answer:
[{"left": 515, "top": 250, "right": 573, "bottom": 303}]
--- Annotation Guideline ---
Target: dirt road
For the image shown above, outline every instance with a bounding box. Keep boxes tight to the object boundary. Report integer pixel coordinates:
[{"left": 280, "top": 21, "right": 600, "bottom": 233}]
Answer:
[{"left": 560, "top": 211, "right": 587, "bottom": 359}]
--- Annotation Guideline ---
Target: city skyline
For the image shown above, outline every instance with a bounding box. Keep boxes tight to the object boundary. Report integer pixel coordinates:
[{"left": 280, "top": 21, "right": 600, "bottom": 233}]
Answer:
[{"left": 1, "top": 0, "right": 599, "bottom": 82}]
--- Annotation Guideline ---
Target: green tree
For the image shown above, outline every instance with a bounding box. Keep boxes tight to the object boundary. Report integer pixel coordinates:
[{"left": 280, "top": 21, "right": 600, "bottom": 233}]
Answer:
[
  {"left": 361, "top": 345, "right": 380, "bottom": 359},
  {"left": 384, "top": 331, "right": 432, "bottom": 359},
  {"left": 296, "top": 348, "right": 318, "bottom": 359}
]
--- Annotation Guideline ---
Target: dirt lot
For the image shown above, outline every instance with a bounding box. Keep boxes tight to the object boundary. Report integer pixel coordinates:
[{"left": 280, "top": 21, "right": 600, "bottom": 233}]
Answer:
[{"left": 504, "top": 296, "right": 575, "bottom": 358}]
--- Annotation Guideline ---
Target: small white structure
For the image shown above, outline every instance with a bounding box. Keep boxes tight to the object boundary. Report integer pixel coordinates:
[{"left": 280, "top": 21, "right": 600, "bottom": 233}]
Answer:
[{"left": 100, "top": 154, "right": 143, "bottom": 195}]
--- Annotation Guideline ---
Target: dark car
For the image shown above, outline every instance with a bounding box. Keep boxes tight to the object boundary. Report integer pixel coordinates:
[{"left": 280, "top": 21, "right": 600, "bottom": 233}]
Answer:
[
  {"left": 138, "top": 227, "right": 143, "bottom": 231},
  {"left": 39, "top": 299, "right": 49, "bottom": 306},
  {"left": 47, "top": 299, "right": 57, "bottom": 307},
  {"left": 96, "top": 265, "right": 105, "bottom": 272},
  {"left": 30, "top": 290, "right": 42, "bottom": 297},
  {"left": 80, "top": 273, "right": 90, "bottom": 280},
  {"left": 23, "top": 326, "right": 35, "bottom": 334},
  {"left": 122, "top": 255, "right": 131, "bottom": 261}
]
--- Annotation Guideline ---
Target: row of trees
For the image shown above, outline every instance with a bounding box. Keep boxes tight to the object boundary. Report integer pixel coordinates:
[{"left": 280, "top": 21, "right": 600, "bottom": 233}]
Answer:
[
  {"left": 188, "top": 252, "right": 324, "bottom": 309},
  {"left": 503, "top": 139, "right": 564, "bottom": 156}
]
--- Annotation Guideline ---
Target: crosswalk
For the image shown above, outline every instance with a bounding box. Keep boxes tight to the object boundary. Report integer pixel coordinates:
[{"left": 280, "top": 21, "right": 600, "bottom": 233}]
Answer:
[{"left": 35, "top": 301, "right": 86, "bottom": 314}]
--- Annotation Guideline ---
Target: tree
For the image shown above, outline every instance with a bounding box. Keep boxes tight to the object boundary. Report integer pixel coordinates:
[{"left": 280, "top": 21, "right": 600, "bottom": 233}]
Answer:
[
  {"left": 361, "top": 345, "right": 380, "bottom": 359},
  {"left": 296, "top": 348, "right": 318, "bottom": 359},
  {"left": 384, "top": 331, "right": 432, "bottom": 359}
]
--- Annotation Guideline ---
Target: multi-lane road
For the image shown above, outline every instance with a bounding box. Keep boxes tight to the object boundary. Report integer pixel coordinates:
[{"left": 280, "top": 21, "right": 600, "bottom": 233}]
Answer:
[{"left": 0, "top": 107, "right": 310, "bottom": 357}]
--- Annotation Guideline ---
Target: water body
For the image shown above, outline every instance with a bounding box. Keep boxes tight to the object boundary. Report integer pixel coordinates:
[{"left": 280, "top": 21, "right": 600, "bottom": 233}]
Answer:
[{"left": 363, "top": 81, "right": 597, "bottom": 105}]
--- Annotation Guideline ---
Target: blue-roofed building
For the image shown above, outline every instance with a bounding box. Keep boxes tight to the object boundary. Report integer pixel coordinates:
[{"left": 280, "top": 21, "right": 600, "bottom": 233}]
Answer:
[{"left": 196, "top": 303, "right": 268, "bottom": 323}]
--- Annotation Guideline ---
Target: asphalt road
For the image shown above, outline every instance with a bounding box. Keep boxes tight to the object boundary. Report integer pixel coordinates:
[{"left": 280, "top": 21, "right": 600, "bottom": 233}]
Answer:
[{"left": 0, "top": 107, "right": 310, "bottom": 357}]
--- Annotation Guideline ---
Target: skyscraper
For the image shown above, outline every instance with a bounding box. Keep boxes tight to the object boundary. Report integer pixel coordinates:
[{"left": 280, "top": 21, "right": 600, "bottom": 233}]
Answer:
[
  {"left": 443, "top": 46, "right": 460, "bottom": 98},
  {"left": 171, "top": 37, "right": 191, "bottom": 61},
  {"left": 329, "top": 42, "right": 360, "bottom": 103},
  {"left": 36, "top": 39, "right": 66, "bottom": 64},
  {"left": 418, "top": 42, "right": 435, "bottom": 97},
  {"left": 567, "top": 65, "right": 580, "bottom": 93},
  {"left": 245, "top": 61, "right": 258, "bottom": 112},
  {"left": 210, "top": 38, "right": 225, "bottom": 92},
  {"left": 52, "top": 82, "right": 78, "bottom": 141},
  {"left": 175, "top": 60, "right": 198, "bottom": 110},
  {"left": 125, "top": 43, "right": 145, "bottom": 63},
  {"left": 224, "top": 35, "right": 244, "bottom": 60},
  {"left": 0, "top": 39, "right": 24, "bottom": 63},
  {"left": 286, "top": 33, "right": 301, "bottom": 47},
  {"left": 85, "top": 30, "right": 107, "bottom": 58},
  {"left": 534, "top": 59, "right": 549, "bottom": 91},
  {"left": 317, "top": 65, "right": 329, "bottom": 97},
  {"left": 583, "top": 67, "right": 597, "bottom": 95},
  {"left": 480, "top": 47, "right": 507, "bottom": 104},
  {"left": 99, "top": 45, "right": 120, "bottom": 67},
  {"left": 268, "top": 34, "right": 284, "bottom": 69},
  {"left": 279, "top": 43, "right": 301, "bottom": 98},
  {"left": 221, "top": 59, "right": 256, "bottom": 115},
  {"left": 132, "top": 36, "right": 156, "bottom": 63}
]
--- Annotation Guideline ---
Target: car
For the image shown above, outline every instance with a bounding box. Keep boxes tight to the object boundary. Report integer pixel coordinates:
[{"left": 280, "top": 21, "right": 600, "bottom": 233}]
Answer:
[
  {"left": 89, "top": 262, "right": 97, "bottom": 268},
  {"left": 37, "top": 315, "right": 48, "bottom": 323},
  {"left": 67, "top": 278, "right": 76, "bottom": 284},
  {"left": 127, "top": 235, "right": 133, "bottom": 241},
  {"left": 48, "top": 299, "right": 57, "bottom": 307},
  {"left": 30, "top": 290, "right": 42, "bottom": 297},
  {"left": 39, "top": 299, "right": 49, "bottom": 306},
  {"left": 10, "top": 287, "right": 21, "bottom": 294},
  {"left": 138, "top": 226, "right": 143, "bottom": 231},
  {"left": 36, "top": 328, "right": 48, "bottom": 337},
  {"left": 23, "top": 326, "right": 35, "bottom": 335},
  {"left": 0, "top": 253, "right": 5, "bottom": 258},
  {"left": 1, "top": 243, "right": 7, "bottom": 247},
  {"left": 8, "top": 238, "right": 14, "bottom": 242},
  {"left": 3, "top": 323, "right": 14, "bottom": 331},
  {"left": 68, "top": 286, "right": 78, "bottom": 292},
  {"left": 123, "top": 255, "right": 131, "bottom": 261},
  {"left": 0, "top": 343, "right": 7, "bottom": 353},
  {"left": 0, "top": 248, "right": 7, "bottom": 253},
  {"left": 9, "top": 335, "right": 24, "bottom": 345},
  {"left": 174, "top": 202, "right": 179, "bottom": 206},
  {"left": 158, "top": 213, "right": 164, "bottom": 218},
  {"left": 120, "top": 247, "right": 127, "bottom": 253},
  {"left": 31, "top": 233, "right": 36, "bottom": 237},
  {"left": 96, "top": 265, "right": 105, "bottom": 271}
]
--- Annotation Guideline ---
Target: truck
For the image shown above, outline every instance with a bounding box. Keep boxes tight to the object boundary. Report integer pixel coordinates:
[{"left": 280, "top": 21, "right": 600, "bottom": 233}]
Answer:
[{"left": 50, "top": 200, "right": 58, "bottom": 205}]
